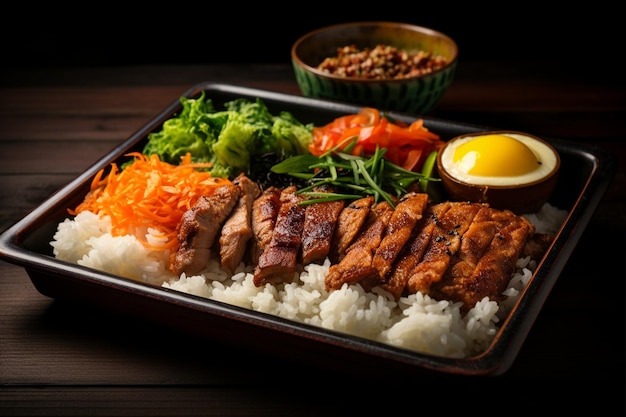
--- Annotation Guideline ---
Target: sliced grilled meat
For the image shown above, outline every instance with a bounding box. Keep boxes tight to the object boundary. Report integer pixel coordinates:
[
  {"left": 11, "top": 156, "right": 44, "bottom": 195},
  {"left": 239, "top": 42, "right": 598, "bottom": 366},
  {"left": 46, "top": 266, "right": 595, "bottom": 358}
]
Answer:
[
  {"left": 430, "top": 212, "right": 535, "bottom": 311},
  {"left": 169, "top": 179, "right": 553, "bottom": 315},
  {"left": 522, "top": 233, "right": 553, "bottom": 260},
  {"left": 458, "top": 206, "right": 511, "bottom": 263},
  {"left": 328, "top": 196, "right": 374, "bottom": 263},
  {"left": 405, "top": 202, "right": 482, "bottom": 295},
  {"left": 378, "top": 201, "right": 452, "bottom": 299},
  {"left": 300, "top": 186, "right": 345, "bottom": 265},
  {"left": 371, "top": 192, "right": 429, "bottom": 280},
  {"left": 250, "top": 186, "right": 282, "bottom": 264},
  {"left": 436, "top": 206, "right": 511, "bottom": 291},
  {"left": 170, "top": 182, "right": 240, "bottom": 276},
  {"left": 253, "top": 186, "right": 306, "bottom": 286},
  {"left": 219, "top": 174, "right": 261, "bottom": 275},
  {"left": 325, "top": 201, "right": 394, "bottom": 291}
]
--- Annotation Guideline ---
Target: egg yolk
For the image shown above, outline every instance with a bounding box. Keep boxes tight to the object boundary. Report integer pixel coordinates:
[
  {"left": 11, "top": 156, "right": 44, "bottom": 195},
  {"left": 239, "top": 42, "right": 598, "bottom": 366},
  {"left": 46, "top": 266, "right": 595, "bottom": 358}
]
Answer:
[{"left": 453, "top": 134, "right": 539, "bottom": 176}]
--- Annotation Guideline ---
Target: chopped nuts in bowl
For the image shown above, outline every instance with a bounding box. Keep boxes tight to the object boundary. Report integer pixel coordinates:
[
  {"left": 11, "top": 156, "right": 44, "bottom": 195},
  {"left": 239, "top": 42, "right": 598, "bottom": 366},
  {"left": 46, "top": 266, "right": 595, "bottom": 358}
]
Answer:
[
  {"left": 316, "top": 44, "right": 449, "bottom": 80},
  {"left": 291, "top": 21, "right": 458, "bottom": 114}
]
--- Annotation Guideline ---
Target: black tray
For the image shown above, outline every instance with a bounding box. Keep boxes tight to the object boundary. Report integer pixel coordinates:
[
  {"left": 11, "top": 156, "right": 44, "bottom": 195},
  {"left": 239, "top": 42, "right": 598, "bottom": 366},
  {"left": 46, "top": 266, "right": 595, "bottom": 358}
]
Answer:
[{"left": 0, "top": 83, "right": 617, "bottom": 376}]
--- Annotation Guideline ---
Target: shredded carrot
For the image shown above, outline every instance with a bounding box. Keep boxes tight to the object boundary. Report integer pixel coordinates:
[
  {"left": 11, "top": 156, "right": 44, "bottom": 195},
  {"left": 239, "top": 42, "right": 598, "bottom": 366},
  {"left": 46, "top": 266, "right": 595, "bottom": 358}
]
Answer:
[
  {"left": 309, "top": 107, "right": 443, "bottom": 172},
  {"left": 71, "top": 152, "right": 231, "bottom": 250}
]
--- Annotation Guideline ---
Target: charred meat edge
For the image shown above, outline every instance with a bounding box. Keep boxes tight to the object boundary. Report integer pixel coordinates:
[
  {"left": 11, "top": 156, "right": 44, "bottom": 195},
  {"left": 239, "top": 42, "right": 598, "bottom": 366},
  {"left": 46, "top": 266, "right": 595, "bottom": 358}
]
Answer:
[
  {"left": 253, "top": 186, "right": 306, "bottom": 286},
  {"left": 219, "top": 173, "right": 261, "bottom": 275},
  {"left": 170, "top": 176, "right": 551, "bottom": 311},
  {"left": 170, "top": 182, "right": 241, "bottom": 276},
  {"left": 325, "top": 200, "right": 395, "bottom": 291},
  {"left": 300, "top": 185, "right": 345, "bottom": 265}
]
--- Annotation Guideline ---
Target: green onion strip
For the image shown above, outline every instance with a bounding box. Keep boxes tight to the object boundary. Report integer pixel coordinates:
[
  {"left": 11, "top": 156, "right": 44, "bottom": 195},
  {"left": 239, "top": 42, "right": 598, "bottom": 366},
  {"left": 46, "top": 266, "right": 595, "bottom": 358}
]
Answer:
[{"left": 270, "top": 139, "right": 439, "bottom": 208}]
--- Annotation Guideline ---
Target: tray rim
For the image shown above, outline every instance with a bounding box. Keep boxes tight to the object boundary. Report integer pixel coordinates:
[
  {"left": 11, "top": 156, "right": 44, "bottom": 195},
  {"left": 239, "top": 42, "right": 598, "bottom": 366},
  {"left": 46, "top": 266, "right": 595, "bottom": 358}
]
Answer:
[{"left": 0, "top": 82, "right": 618, "bottom": 376}]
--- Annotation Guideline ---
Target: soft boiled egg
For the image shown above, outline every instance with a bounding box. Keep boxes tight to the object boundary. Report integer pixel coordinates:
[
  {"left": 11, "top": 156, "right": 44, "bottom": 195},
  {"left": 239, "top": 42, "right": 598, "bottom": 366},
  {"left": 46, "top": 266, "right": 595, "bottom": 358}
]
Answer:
[{"left": 436, "top": 131, "right": 560, "bottom": 214}]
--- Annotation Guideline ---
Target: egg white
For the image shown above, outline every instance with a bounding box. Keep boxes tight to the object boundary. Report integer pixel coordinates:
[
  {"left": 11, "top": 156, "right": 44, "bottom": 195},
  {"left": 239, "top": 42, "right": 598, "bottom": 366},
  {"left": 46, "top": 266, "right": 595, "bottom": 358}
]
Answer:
[{"left": 440, "top": 132, "right": 558, "bottom": 186}]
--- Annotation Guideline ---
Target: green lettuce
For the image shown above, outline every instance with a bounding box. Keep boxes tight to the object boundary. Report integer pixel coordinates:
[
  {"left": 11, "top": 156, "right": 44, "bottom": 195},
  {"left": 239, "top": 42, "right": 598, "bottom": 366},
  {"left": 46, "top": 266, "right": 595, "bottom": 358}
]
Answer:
[{"left": 141, "top": 92, "right": 313, "bottom": 179}]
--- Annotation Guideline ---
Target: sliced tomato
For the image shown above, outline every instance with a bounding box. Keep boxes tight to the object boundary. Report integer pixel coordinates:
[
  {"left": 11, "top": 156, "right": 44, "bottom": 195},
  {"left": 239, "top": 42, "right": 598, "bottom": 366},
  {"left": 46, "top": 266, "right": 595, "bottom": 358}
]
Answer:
[
  {"left": 351, "top": 107, "right": 380, "bottom": 126},
  {"left": 307, "top": 106, "right": 441, "bottom": 173},
  {"left": 357, "top": 118, "right": 389, "bottom": 152},
  {"left": 401, "top": 148, "right": 424, "bottom": 171},
  {"left": 310, "top": 128, "right": 341, "bottom": 155}
]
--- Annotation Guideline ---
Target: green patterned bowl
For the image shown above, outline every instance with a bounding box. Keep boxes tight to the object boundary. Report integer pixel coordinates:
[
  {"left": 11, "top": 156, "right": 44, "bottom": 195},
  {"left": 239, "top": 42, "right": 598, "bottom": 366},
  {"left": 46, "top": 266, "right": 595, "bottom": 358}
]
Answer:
[{"left": 291, "top": 21, "right": 458, "bottom": 115}]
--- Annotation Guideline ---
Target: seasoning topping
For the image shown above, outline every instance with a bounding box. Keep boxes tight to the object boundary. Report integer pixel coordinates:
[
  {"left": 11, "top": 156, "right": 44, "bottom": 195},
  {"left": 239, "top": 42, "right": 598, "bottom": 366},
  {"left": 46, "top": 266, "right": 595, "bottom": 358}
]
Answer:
[{"left": 316, "top": 44, "right": 449, "bottom": 80}]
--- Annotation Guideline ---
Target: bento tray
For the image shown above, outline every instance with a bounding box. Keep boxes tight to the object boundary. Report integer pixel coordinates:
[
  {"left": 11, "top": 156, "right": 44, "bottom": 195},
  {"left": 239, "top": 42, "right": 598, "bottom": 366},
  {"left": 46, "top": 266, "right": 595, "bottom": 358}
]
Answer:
[{"left": 0, "top": 82, "right": 617, "bottom": 376}]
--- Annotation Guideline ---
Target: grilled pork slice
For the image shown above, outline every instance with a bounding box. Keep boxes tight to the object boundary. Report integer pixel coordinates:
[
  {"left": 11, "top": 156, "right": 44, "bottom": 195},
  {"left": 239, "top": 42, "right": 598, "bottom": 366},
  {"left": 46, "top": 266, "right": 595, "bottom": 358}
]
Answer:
[
  {"left": 250, "top": 186, "right": 282, "bottom": 264},
  {"left": 523, "top": 232, "right": 553, "bottom": 260},
  {"left": 379, "top": 201, "right": 452, "bottom": 299},
  {"left": 425, "top": 206, "right": 520, "bottom": 309},
  {"left": 405, "top": 202, "right": 482, "bottom": 295},
  {"left": 327, "top": 196, "right": 374, "bottom": 263},
  {"left": 325, "top": 201, "right": 394, "bottom": 291},
  {"left": 170, "top": 182, "right": 241, "bottom": 276},
  {"left": 371, "top": 192, "right": 429, "bottom": 280},
  {"left": 430, "top": 211, "right": 535, "bottom": 310},
  {"left": 301, "top": 187, "right": 346, "bottom": 265},
  {"left": 457, "top": 206, "right": 512, "bottom": 263},
  {"left": 219, "top": 174, "right": 261, "bottom": 275},
  {"left": 253, "top": 186, "right": 306, "bottom": 286}
]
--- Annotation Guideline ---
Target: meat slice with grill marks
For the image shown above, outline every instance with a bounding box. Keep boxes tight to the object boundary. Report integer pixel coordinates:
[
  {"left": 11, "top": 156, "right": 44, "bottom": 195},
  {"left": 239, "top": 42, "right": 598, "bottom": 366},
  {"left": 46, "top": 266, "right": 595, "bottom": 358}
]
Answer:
[
  {"left": 253, "top": 186, "right": 306, "bottom": 286},
  {"left": 430, "top": 210, "right": 535, "bottom": 311},
  {"left": 379, "top": 201, "right": 452, "bottom": 299},
  {"left": 250, "top": 186, "right": 282, "bottom": 265},
  {"left": 218, "top": 173, "right": 261, "bottom": 275},
  {"left": 371, "top": 192, "right": 429, "bottom": 280},
  {"left": 168, "top": 176, "right": 550, "bottom": 314},
  {"left": 405, "top": 202, "right": 482, "bottom": 296},
  {"left": 522, "top": 232, "right": 553, "bottom": 260},
  {"left": 325, "top": 201, "right": 394, "bottom": 291},
  {"left": 169, "top": 182, "right": 241, "bottom": 276},
  {"left": 442, "top": 206, "right": 517, "bottom": 281},
  {"left": 425, "top": 205, "right": 518, "bottom": 307},
  {"left": 300, "top": 186, "right": 345, "bottom": 265},
  {"left": 327, "top": 196, "right": 374, "bottom": 263}
]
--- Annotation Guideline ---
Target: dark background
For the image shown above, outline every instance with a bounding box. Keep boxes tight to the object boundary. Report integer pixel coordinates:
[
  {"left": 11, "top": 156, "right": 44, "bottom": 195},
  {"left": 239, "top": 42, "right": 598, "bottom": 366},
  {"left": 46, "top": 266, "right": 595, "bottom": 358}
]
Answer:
[{"left": 5, "top": 3, "right": 619, "bottom": 77}]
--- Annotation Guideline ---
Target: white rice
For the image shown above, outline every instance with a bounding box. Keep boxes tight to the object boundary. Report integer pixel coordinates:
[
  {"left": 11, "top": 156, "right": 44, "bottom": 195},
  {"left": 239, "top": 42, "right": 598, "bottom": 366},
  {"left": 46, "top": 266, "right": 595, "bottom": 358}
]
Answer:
[{"left": 50, "top": 202, "right": 568, "bottom": 358}]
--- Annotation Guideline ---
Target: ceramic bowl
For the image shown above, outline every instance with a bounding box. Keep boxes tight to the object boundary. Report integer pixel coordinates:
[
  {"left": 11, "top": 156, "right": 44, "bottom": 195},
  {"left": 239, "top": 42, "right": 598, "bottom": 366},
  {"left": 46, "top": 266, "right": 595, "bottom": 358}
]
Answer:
[
  {"left": 436, "top": 131, "right": 561, "bottom": 214},
  {"left": 291, "top": 21, "right": 458, "bottom": 115}
]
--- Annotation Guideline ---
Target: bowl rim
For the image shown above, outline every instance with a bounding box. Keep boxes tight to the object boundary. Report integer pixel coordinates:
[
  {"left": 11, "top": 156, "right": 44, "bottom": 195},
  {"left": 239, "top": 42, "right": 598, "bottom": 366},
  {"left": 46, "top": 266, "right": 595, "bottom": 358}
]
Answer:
[
  {"left": 291, "top": 21, "right": 459, "bottom": 84},
  {"left": 436, "top": 130, "right": 562, "bottom": 190}
]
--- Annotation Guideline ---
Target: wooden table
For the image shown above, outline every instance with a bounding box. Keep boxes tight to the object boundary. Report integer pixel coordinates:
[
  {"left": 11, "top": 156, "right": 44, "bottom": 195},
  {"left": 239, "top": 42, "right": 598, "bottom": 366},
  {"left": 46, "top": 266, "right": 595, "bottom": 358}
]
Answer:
[{"left": 1, "top": 62, "right": 624, "bottom": 415}]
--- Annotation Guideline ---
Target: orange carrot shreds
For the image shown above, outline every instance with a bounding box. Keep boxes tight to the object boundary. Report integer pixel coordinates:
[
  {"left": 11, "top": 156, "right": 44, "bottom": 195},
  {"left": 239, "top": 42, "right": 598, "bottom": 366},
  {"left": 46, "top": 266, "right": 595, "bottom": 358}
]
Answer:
[
  {"left": 70, "top": 152, "right": 231, "bottom": 250},
  {"left": 308, "top": 107, "right": 442, "bottom": 173}
]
